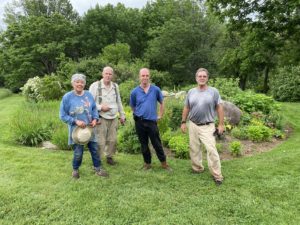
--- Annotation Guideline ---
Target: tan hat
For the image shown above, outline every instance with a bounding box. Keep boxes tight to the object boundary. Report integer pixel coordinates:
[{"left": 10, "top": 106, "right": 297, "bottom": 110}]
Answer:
[{"left": 72, "top": 126, "right": 93, "bottom": 145}]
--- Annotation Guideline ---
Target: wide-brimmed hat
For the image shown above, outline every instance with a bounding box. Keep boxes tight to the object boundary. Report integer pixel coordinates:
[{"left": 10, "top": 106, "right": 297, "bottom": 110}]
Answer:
[{"left": 72, "top": 126, "right": 93, "bottom": 145}]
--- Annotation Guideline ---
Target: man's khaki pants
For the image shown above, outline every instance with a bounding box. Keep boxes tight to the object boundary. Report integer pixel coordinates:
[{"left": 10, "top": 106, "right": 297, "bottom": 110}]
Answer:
[
  {"left": 96, "top": 118, "right": 118, "bottom": 158},
  {"left": 189, "top": 121, "right": 223, "bottom": 181}
]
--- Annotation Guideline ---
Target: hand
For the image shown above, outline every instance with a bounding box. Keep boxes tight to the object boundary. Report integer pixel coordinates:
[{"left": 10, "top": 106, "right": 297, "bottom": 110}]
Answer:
[
  {"left": 217, "top": 124, "right": 225, "bottom": 134},
  {"left": 181, "top": 123, "right": 187, "bottom": 133},
  {"left": 90, "top": 119, "right": 97, "bottom": 128},
  {"left": 76, "top": 120, "right": 86, "bottom": 128},
  {"left": 120, "top": 117, "right": 126, "bottom": 125},
  {"left": 101, "top": 104, "right": 111, "bottom": 112}
]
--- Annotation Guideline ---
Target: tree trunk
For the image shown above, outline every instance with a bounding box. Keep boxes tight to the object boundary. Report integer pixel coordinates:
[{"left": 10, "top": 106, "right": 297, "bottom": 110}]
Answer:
[{"left": 263, "top": 66, "right": 269, "bottom": 93}]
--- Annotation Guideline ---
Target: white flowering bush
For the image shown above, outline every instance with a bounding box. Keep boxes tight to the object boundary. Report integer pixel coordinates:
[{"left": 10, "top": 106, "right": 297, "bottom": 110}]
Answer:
[
  {"left": 21, "top": 76, "right": 44, "bottom": 102},
  {"left": 21, "top": 75, "right": 65, "bottom": 102}
]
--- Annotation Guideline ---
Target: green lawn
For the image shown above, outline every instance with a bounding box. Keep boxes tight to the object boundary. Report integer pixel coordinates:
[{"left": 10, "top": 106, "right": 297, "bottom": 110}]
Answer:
[{"left": 0, "top": 95, "right": 300, "bottom": 224}]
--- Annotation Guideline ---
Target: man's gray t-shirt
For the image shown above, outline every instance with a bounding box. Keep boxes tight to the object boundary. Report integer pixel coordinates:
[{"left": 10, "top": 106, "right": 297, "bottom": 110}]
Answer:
[{"left": 185, "top": 86, "right": 222, "bottom": 124}]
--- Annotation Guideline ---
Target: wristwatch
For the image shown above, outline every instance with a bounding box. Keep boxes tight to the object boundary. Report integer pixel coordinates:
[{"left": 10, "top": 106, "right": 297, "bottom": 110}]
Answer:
[{"left": 181, "top": 121, "right": 186, "bottom": 124}]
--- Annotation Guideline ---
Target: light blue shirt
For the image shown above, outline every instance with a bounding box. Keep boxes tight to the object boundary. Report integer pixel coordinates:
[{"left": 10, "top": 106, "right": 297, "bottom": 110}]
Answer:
[{"left": 59, "top": 90, "right": 99, "bottom": 145}]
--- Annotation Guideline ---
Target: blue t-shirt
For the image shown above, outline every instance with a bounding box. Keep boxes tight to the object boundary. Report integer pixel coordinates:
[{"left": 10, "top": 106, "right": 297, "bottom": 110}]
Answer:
[
  {"left": 130, "top": 85, "right": 163, "bottom": 121},
  {"left": 59, "top": 90, "right": 99, "bottom": 145}
]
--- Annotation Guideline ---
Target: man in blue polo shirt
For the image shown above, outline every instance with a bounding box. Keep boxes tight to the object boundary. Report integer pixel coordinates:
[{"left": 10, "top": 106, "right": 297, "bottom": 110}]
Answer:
[{"left": 130, "top": 68, "right": 172, "bottom": 171}]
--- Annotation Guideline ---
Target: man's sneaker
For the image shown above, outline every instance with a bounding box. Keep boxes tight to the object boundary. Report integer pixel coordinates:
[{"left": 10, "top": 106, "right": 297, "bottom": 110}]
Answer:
[
  {"left": 95, "top": 169, "right": 109, "bottom": 177},
  {"left": 107, "top": 157, "right": 116, "bottom": 166},
  {"left": 72, "top": 170, "right": 80, "bottom": 179},
  {"left": 141, "top": 163, "right": 152, "bottom": 170}
]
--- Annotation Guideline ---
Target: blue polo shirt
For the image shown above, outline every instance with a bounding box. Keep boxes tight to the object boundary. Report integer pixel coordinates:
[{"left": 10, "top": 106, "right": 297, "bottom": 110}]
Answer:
[{"left": 130, "top": 85, "right": 163, "bottom": 121}]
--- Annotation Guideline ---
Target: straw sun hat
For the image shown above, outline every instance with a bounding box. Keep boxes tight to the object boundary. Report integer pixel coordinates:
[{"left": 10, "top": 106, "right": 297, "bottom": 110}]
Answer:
[{"left": 72, "top": 126, "right": 93, "bottom": 145}]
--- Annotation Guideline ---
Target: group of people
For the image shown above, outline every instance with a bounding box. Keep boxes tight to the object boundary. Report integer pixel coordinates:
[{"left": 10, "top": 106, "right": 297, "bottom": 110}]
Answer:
[{"left": 59, "top": 67, "right": 224, "bottom": 185}]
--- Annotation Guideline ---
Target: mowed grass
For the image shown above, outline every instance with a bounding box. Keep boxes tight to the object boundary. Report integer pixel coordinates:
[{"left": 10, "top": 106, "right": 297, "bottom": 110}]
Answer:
[{"left": 0, "top": 95, "right": 300, "bottom": 224}]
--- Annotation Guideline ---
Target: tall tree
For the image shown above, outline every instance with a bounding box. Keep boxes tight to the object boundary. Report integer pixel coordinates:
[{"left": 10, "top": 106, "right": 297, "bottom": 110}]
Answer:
[
  {"left": 77, "top": 3, "right": 145, "bottom": 58},
  {"left": 207, "top": 0, "right": 300, "bottom": 92},
  {"left": 4, "top": 0, "right": 79, "bottom": 24},
  {"left": 0, "top": 14, "right": 76, "bottom": 91}
]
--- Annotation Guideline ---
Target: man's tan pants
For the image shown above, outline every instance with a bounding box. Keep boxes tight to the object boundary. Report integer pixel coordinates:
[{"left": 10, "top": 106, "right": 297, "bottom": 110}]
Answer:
[
  {"left": 189, "top": 121, "right": 223, "bottom": 181},
  {"left": 96, "top": 118, "right": 118, "bottom": 158}
]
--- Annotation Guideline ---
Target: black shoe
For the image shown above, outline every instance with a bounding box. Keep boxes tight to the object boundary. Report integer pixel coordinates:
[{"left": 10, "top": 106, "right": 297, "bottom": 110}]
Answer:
[{"left": 107, "top": 157, "right": 116, "bottom": 165}]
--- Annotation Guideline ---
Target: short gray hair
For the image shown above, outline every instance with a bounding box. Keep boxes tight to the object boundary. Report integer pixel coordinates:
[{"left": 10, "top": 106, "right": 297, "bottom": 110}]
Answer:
[
  {"left": 71, "top": 73, "right": 86, "bottom": 84},
  {"left": 195, "top": 68, "right": 209, "bottom": 77}
]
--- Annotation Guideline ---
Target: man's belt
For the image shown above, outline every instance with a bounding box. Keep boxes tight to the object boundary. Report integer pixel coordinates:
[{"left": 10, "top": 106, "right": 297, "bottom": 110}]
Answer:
[
  {"left": 190, "top": 119, "right": 213, "bottom": 126},
  {"left": 133, "top": 114, "right": 153, "bottom": 122}
]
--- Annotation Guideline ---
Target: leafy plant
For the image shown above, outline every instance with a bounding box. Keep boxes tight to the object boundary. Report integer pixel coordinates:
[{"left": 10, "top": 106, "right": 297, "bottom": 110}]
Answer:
[
  {"left": 231, "top": 127, "right": 248, "bottom": 140},
  {"left": 169, "top": 134, "right": 189, "bottom": 159},
  {"left": 51, "top": 125, "right": 71, "bottom": 150},
  {"left": 229, "top": 141, "right": 242, "bottom": 156},
  {"left": 270, "top": 65, "right": 300, "bottom": 102},
  {"left": 117, "top": 118, "right": 140, "bottom": 154},
  {"left": 247, "top": 125, "right": 273, "bottom": 142}
]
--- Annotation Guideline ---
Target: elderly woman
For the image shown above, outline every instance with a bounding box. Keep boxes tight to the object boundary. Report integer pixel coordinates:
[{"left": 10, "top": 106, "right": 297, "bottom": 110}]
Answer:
[{"left": 59, "top": 73, "right": 108, "bottom": 179}]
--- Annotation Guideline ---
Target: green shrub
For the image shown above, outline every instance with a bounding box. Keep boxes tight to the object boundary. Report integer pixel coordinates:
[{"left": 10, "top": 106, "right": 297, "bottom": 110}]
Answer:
[
  {"left": 247, "top": 125, "right": 273, "bottom": 142},
  {"left": 231, "top": 127, "right": 248, "bottom": 140},
  {"left": 51, "top": 125, "right": 71, "bottom": 150},
  {"left": 117, "top": 118, "right": 140, "bottom": 154},
  {"left": 270, "top": 65, "right": 300, "bottom": 102},
  {"left": 119, "top": 80, "right": 138, "bottom": 106},
  {"left": 161, "top": 128, "right": 177, "bottom": 147},
  {"left": 21, "top": 76, "right": 43, "bottom": 102},
  {"left": 232, "top": 91, "right": 279, "bottom": 115},
  {"left": 229, "top": 141, "right": 242, "bottom": 156},
  {"left": 169, "top": 134, "right": 189, "bottom": 159},
  {"left": 39, "top": 75, "right": 65, "bottom": 101},
  {"left": 21, "top": 75, "right": 65, "bottom": 102},
  {"left": 209, "top": 77, "right": 242, "bottom": 100},
  {"left": 164, "top": 97, "right": 184, "bottom": 130}
]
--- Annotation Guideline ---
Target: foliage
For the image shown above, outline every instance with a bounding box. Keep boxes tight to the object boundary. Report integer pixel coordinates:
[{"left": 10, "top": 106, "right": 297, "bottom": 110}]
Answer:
[
  {"left": 168, "top": 133, "right": 189, "bottom": 159},
  {"left": 21, "top": 76, "right": 43, "bottom": 102},
  {"left": 232, "top": 91, "right": 280, "bottom": 115},
  {"left": 145, "top": 15, "right": 222, "bottom": 85},
  {"left": 3, "top": 0, "right": 79, "bottom": 24},
  {"left": 216, "top": 143, "right": 223, "bottom": 153},
  {"left": 164, "top": 97, "right": 184, "bottom": 131},
  {"left": 117, "top": 118, "right": 140, "bottom": 154},
  {"left": 231, "top": 127, "right": 248, "bottom": 140},
  {"left": 161, "top": 128, "right": 172, "bottom": 147},
  {"left": 0, "top": 88, "right": 12, "bottom": 100},
  {"left": 0, "top": 14, "right": 77, "bottom": 91},
  {"left": 101, "top": 43, "right": 132, "bottom": 65},
  {"left": 51, "top": 124, "right": 71, "bottom": 150},
  {"left": 269, "top": 66, "right": 300, "bottom": 102},
  {"left": 21, "top": 75, "right": 65, "bottom": 102},
  {"left": 118, "top": 80, "right": 138, "bottom": 106},
  {"left": 229, "top": 141, "right": 242, "bottom": 157},
  {"left": 150, "top": 70, "right": 172, "bottom": 89},
  {"left": 77, "top": 4, "right": 146, "bottom": 58},
  {"left": 209, "top": 77, "right": 242, "bottom": 100},
  {"left": 247, "top": 125, "right": 273, "bottom": 142},
  {"left": 10, "top": 100, "right": 61, "bottom": 146}
]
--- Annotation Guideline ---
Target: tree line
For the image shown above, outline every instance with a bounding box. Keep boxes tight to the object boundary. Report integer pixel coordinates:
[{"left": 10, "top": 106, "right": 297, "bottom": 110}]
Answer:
[{"left": 0, "top": 0, "right": 299, "bottom": 101}]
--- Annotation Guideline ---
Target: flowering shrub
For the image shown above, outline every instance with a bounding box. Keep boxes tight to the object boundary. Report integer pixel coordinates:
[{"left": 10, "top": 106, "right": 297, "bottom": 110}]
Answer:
[
  {"left": 21, "top": 76, "right": 43, "bottom": 102},
  {"left": 21, "top": 75, "right": 65, "bottom": 102}
]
